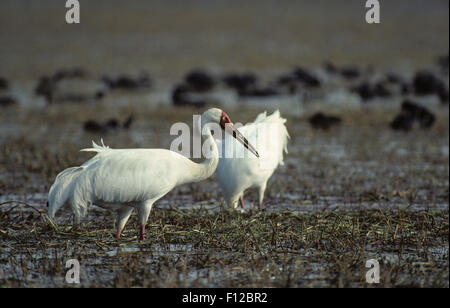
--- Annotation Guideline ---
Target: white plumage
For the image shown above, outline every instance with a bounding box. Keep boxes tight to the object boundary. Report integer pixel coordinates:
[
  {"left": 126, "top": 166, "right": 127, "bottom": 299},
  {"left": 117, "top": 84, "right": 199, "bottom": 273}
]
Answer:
[
  {"left": 47, "top": 108, "right": 259, "bottom": 239},
  {"left": 216, "top": 110, "right": 289, "bottom": 210}
]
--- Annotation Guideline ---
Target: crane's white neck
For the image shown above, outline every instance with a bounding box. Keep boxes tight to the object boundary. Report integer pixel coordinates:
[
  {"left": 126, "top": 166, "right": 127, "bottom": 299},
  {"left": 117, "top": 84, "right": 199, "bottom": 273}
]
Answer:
[{"left": 186, "top": 124, "right": 219, "bottom": 184}]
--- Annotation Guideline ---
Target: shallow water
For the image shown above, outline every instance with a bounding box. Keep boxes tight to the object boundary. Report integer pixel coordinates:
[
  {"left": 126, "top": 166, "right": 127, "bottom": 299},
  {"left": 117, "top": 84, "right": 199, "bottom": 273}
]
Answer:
[{"left": 0, "top": 1, "right": 449, "bottom": 288}]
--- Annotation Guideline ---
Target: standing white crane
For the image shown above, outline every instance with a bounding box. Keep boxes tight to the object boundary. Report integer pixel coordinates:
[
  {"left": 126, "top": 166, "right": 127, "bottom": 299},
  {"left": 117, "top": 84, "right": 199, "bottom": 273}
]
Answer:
[
  {"left": 216, "top": 110, "right": 289, "bottom": 210},
  {"left": 47, "top": 108, "right": 259, "bottom": 240}
]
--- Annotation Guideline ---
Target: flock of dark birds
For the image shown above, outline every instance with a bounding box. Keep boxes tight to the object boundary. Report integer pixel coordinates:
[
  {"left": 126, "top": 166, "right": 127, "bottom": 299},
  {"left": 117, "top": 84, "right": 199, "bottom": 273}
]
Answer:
[{"left": 0, "top": 53, "right": 448, "bottom": 133}]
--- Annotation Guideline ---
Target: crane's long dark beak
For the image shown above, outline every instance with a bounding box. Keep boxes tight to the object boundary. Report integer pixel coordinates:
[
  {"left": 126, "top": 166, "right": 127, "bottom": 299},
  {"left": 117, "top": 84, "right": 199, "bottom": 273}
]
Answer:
[{"left": 225, "top": 124, "right": 260, "bottom": 158}]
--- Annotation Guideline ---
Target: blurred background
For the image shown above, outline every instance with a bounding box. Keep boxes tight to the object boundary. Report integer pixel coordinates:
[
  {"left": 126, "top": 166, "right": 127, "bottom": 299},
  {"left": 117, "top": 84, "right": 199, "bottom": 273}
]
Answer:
[
  {"left": 0, "top": 0, "right": 448, "bottom": 77},
  {"left": 0, "top": 0, "right": 449, "bottom": 198},
  {"left": 0, "top": 1, "right": 447, "bottom": 80},
  {"left": 0, "top": 0, "right": 449, "bottom": 288},
  {"left": 0, "top": 0, "right": 448, "bottom": 183}
]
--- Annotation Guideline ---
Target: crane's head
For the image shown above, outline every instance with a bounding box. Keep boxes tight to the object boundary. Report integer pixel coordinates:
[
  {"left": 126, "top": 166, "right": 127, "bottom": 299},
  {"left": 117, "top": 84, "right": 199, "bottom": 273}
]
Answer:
[{"left": 201, "top": 108, "right": 259, "bottom": 158}]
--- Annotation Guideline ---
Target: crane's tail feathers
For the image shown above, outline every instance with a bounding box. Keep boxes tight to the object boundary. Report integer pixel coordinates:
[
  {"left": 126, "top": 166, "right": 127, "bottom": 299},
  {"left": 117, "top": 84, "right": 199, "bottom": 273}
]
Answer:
[
  {"left": 80, "top": 139, "right": 111, "bottom": 153},
  {"left": 277, "top": 114, "right": 289, "bottom": 165},
  {"left": 47, "top": 166, "right": 83, "bottom": 218},
  {"left": 264, "top": 110, "right": 290, "bottom": 165},
  {"left": 253, "top": 111, "right": 268, "bottom": 124}
]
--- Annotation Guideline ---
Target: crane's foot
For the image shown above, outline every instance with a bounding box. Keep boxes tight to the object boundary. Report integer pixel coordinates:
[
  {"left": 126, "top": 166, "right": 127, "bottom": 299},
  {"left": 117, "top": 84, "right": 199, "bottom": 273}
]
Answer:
[
  {"left": 258, "top": 202, "right": 262, "bottom": 211},
  {"left": 235, "top": 207, "right": 245, "bottom": 214},
  {"left": 115, "top": 229, "right": 122, "bottom": 239},
  {"left": 240, "top": 197, "right": 245, "bottom": 210}
]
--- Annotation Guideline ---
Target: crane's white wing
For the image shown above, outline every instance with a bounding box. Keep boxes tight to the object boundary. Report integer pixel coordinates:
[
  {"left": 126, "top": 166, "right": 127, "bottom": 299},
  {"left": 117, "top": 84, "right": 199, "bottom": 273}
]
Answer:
[
  {"left": 218, "top": 110, "right": 289, "bottom": 169},
  {"left": 216, "top": 110, "right": 289, "bottom": 205},
  {"left": 75, "top": 148, "right": 194, "bottom": 204}
]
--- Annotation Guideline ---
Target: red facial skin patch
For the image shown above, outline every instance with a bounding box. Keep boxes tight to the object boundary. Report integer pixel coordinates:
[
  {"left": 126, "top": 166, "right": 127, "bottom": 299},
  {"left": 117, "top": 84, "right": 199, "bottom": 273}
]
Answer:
[{"left": 220, "top": 111, "right": 232, "bottom": 130}]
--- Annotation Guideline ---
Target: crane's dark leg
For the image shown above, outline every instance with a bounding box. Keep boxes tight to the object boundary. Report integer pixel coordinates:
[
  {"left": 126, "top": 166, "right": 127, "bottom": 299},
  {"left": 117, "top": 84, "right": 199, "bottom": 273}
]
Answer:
[
  {"left": 139, "top": 225, "right": 146, "bottom": 240},
  {"left": 115, "top": 206, "right": 134, "bottom": 239},
  {"left": 138, "top": 201, "right": 154, "bottom": 240},
  {"left": 240, "top": 196, "right": 245, "bottom": 210},
  {"left": 258, "top": 183, "right": 267, "bottom": 211}
]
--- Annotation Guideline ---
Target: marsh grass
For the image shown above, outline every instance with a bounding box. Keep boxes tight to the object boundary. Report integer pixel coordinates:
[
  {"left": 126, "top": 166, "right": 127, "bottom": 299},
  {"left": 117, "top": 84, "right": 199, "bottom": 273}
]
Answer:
[
  {"left": 0, "top": 104, "right": 448, "bottom": 288},
  {"left": 0, "top": 201, "right": 448, "bottom": 287}
]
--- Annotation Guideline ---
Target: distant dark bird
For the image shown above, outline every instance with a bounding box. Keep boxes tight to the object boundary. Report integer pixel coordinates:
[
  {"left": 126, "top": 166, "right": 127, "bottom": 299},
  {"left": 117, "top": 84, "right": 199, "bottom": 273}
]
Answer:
[
  {"left": 122, "top": 115, "right": 134, "bottom": 129},
  {"left": 390, "top": 114, "right": 415, "bottom": 132},
  {"left": 339, "top": 66, "right": 361, "bottom": 80},
  {"left": 35, "top": 76, "right": 55, "bottom": 103},
  {"left": 276, "top": 74, "right": 297, "bottom": 86},
  {"left": 413, "top": 71, "right": 448, "bottom": 103},
  {"left": 413, "top": 71, "right": 443, "bottom": 94},
  {"left": 172, "top": 83, "right": 190, "bottom": 104},
  {"left": 83, "top": 120, "right": 105, "bottom": 133},
  {"left": 352, "top": 81, "right": 392, "bottom": 101},
  {"left": 373, "top": 83, "right": 392, "bottom": 97},
  {"left": 439, "top": 88, "right": 449, "bottom": 104},
  {"left": 275, "top": 67, "right": 320, "bottom": 94},
  {"left": 437, "top": 53, "right": 449, "bottom": 72},
  {"left": 308, "top": 112, "right": 342, "bottom": 130},
  {"left": 401, "top": 100, "right": 436, "bottom": 129},
  {"left": 0, "top": 77, "right": 9, "bottom": 90},
  {"left": 222, "top": 73, "right": 258, "bottom": 93},
  {"left": 171, "top": 83, "right": 207, "bottom": 108},
  {"left": 52, "top": 67, "right": 86, "bottom": 82},
  {"left": 401, "top": 83, "right": 414, "bottom": 95},
  {"left": 94, "top": 90, "right": 106, "bottom": 100},
  {"left": 105, "top": 119, "right": 120, "bottom": 129},
  {"left": 0, "top": 96, "right": 17, "bottom": 107},
  {"left": 36, "top": 78, "right": 104, "bottom": 104},
  {"left": 275, "top": 74, "right": 299, "bottom": 94},
  {"left": 323, "top": 62, "right": 338, "bottom": 74},
  {"left": 238, "top": 87, "right": 279, "bottom": 98},
  {"left": 55, "top": 93, "right": 94, "bottom": 103},
  {"left": 323, "top": 63, "right": 361, "bottom": 80},
  {"left": 34, "top": 68, "right": 101, "bottom": 104},
  {"left": 390, "top": 100, "right": 436, "bottom": 131},
  {"left": 292, "top": 67, "right": 321, "bottom": 88},
  {"left": 385, "top": 73, "right": 403, "bottom": 84},
  {"left": 184, "top": 70, "right": 215, "bottom": 92},
  {"left": 83, "top": 115, "right": 134, "bottom": 133},
  {"left": 102, "top": 73, "right": 151, "bottom": 90},
  {"left": 352, "top": 83, "right": 373, "bottom": 100}
]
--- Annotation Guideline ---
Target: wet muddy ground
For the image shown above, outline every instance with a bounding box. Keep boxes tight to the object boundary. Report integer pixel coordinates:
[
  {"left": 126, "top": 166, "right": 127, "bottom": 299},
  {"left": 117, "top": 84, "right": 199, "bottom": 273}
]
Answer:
[
  {"left": 0, "top": 104, "right": 448, "bottom": 287},
  {"left": 0, "top": 0, "right": 449, "bottom": 288}
]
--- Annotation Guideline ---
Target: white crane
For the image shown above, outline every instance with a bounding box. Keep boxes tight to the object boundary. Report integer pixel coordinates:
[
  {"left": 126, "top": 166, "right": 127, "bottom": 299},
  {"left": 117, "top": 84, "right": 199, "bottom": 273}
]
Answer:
[
  {"left": 47, "top": 108, "right": 259, "bottom": 240},
  {"left": 216, "top": 110, "right": 289, "bottom": 210}
]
